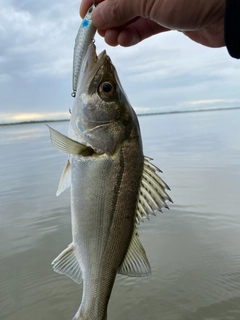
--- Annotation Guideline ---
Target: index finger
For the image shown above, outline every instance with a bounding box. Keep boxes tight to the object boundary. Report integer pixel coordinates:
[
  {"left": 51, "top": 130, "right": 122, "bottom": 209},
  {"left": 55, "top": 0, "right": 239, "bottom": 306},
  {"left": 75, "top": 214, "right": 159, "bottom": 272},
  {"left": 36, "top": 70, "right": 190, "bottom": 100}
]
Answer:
[{"left": 80, "top": 0, "right": 104, "bottom": 18}]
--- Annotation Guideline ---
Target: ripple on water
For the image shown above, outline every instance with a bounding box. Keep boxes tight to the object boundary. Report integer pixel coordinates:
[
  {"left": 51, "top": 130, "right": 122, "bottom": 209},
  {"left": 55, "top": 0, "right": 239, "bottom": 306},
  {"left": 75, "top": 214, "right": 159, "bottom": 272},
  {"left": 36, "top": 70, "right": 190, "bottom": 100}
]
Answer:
[{"left": 1, "top": 114, "right": 240, "bottom": 320}]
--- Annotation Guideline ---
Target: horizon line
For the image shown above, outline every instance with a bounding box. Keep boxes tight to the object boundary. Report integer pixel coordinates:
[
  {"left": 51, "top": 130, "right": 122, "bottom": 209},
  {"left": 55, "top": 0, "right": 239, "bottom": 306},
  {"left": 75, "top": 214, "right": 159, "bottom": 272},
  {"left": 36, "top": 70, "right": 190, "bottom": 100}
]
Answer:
[{"left": 1, "top": 106, "right": 240, "bottom": 126}]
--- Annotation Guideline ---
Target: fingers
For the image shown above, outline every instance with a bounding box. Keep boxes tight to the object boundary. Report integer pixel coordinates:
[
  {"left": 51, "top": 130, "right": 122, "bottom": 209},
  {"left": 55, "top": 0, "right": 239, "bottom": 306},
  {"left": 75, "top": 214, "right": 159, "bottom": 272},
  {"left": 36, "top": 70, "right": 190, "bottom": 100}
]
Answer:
[
  {"left": 103, "top": 29, "right": 121, "bottom": 47},
  {"left": 91, "top": 0, "right": 139, "bottom": 29},
  {"left": 98, "top": 18, "right": 170, "bottom": 47},
  {"left": 80, "top": 0, "right": 104, "bottom": 18},
  {"left": 118, "top": 18, "right": 169, "bottom": 46}
]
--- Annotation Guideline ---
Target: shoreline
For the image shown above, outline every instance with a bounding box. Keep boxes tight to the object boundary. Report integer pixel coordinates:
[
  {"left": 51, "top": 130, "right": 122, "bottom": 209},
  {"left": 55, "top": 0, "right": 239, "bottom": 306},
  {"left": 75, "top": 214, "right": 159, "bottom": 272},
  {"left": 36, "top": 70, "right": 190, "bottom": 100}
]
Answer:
[{"left": 1, "top": 106, "right": 240, "bottom": 126}]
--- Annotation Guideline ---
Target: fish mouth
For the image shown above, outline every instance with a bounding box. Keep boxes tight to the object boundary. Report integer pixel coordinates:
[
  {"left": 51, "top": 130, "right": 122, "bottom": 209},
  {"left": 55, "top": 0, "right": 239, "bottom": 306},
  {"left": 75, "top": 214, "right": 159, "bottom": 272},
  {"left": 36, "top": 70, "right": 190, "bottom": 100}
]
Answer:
[
  {"left": 93, "top": 48, "right": 107, "bottom": 72},
  {"left": 77, "top": 42, "right": 107, "bottom": 90},
  {"left": 87, "top": 43, "right": 107, "bottom": 73}
]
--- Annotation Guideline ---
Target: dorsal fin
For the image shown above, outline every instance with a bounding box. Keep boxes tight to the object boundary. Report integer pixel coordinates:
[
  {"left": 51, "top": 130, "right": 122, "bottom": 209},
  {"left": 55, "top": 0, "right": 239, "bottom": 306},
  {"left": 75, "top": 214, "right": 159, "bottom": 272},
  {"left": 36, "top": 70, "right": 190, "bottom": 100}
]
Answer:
[
  {"left": 118, "top": 230, "right": 151, "bottom": 277},
  {"left": 135, "top": 156, "right": 173, "bottom": 225},
  {"left": 118, "top": 157, "right": 172, "bottom": 277}
]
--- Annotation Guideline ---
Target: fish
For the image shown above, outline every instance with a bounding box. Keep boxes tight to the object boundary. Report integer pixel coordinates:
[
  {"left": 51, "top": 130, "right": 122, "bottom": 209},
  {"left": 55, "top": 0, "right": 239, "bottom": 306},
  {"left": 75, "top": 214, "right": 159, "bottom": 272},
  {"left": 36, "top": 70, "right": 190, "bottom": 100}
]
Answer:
[
  {"left": 72, "top": 4, "right": 96, "bottom": 98},
  {"left": 48, "top": 42, "right": 172, "bottom": 320}
]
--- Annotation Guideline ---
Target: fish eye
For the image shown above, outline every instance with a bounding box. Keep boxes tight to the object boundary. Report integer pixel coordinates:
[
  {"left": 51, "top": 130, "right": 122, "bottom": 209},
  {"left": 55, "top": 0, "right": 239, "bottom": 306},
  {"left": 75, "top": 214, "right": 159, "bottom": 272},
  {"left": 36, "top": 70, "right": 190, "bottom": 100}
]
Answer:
[
  {"left": 101, "top": 82, "right": 113, "bottom": 93},
  {"left": 98, "top": 81, "right": 115, "bottom": 100},
  {"left": 88, "top": 6, "right": 93, "bottom": 13}
]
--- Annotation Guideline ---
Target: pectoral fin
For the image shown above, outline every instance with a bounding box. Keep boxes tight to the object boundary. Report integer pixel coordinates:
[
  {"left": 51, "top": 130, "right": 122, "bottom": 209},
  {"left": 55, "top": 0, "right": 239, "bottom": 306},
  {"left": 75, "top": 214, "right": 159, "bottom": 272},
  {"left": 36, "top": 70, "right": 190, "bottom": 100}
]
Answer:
[
  {"left": 56, "top": 160, "right": 71, "bottom": 196},
  {"left": 118, "top": 231, "right": 151, "bottom": 277},
  {"left": 47, "top": 125, "right": 92, "bottom": 155},
  {"left": 51, "top": 243, "right": 82, "bottom": 284}
]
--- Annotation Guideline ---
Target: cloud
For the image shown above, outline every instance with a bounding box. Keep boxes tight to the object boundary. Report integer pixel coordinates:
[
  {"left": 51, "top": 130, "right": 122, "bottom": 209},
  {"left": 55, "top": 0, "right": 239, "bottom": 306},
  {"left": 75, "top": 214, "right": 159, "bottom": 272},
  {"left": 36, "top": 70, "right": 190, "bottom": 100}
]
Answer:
[
  {"left": 0, "top": 1, "right": 240, "bottom": 123},
  {"left": 1, "top": 0, "right": 98, "bottom": 82}
]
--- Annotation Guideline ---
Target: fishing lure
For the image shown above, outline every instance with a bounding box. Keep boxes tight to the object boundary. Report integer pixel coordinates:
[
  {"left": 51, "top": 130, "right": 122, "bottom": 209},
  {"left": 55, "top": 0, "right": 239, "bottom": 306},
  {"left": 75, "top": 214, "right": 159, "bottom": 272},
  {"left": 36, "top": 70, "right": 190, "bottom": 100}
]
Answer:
[{"left": 72, "top": 4, "right": 96, "bottom": 97}]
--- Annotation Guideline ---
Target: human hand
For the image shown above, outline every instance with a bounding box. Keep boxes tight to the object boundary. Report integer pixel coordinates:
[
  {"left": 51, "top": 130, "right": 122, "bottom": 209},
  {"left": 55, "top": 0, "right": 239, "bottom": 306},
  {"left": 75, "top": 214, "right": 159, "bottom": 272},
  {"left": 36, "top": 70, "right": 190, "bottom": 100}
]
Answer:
[{"left": 80, "top": 0, "right": 225, "bottom": 48}]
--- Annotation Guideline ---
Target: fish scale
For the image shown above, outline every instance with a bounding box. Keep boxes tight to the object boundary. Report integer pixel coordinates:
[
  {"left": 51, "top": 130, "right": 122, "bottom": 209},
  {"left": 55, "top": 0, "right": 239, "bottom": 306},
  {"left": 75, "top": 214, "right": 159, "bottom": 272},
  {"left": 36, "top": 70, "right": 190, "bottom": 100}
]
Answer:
[{"left": 71, "top": 155, "right": 135, "bottom": 319}]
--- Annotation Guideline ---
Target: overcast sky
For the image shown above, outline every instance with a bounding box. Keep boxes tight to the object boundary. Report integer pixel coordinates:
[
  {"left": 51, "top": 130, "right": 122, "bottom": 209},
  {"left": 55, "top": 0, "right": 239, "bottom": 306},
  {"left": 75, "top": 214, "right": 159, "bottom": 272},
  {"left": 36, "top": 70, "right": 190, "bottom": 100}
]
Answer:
[{"left": 1, "top": 0, "right": 240, "bottom": 123}]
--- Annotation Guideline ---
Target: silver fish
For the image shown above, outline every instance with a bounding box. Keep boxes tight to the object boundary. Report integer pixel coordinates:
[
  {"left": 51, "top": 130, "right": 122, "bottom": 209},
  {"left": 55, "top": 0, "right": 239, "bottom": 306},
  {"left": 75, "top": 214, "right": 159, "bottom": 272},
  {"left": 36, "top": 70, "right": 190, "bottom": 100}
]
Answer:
[
  {"left": 72, "top": 4, "right": 96, "bottom": 98},
  {"left": 48, "top": 43, "right": 172, "bottom": 320}
]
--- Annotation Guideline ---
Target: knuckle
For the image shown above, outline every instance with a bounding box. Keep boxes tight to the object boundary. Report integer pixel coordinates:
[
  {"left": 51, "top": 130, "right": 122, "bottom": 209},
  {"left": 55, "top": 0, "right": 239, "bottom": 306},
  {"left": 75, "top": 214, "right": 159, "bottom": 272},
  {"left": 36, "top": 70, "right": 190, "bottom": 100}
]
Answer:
[
  {"left": 109, "top": 0, "right": 124, "bottom": 22},
  {"left": 140, "top": 0, "right": 155, "bottom": 18}
]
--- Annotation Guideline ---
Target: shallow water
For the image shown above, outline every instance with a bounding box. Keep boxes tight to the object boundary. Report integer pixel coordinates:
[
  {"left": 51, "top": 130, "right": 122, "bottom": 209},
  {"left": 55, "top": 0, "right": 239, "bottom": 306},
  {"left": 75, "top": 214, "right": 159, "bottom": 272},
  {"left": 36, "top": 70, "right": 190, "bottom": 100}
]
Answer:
[{"left": 1, "top": 110, "right": 240, "bottom": 320}]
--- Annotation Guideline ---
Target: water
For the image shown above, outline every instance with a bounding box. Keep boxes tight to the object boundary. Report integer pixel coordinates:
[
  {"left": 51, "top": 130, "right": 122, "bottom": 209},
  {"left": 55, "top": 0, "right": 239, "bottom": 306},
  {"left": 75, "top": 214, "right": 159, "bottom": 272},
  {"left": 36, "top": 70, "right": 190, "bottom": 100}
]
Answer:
[{"left": 1, "top": 110, "right": 240, "bottom": 320}]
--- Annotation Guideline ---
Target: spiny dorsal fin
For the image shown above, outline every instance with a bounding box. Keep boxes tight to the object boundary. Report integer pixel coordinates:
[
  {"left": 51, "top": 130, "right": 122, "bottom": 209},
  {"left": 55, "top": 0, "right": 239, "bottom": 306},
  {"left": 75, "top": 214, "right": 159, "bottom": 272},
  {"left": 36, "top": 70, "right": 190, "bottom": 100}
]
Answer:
[
  {"left": 118, "top": 157, "right": 172, "bottom": 277},
  {"left": 135, "top": 157, "right": 173, "bottom": 225},
  {"left": 118, "top": 230, "right": 151, "bottom": 277},
  {"left": 56, "top": 160, "right": 71, "bottom": 196},
  {"left": 47, "top": 125, "right": 92, "bottom": 155},
  {"left": 51, "top": 243, "right": 82, "bottom": 284}
]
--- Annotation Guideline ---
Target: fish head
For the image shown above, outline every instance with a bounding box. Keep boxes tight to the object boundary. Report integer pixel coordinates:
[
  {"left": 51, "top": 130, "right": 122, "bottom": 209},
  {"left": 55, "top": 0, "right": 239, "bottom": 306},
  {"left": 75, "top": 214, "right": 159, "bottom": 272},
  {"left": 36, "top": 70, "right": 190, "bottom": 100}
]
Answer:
[{"left": 70, "top": 42, "right": 138, "bottom": 155}]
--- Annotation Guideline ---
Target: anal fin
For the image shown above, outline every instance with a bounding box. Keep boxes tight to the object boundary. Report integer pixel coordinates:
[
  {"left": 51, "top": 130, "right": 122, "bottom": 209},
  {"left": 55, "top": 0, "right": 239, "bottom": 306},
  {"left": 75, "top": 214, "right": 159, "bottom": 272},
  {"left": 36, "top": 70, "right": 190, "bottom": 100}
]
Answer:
[{"left": 52, "top": 243, "right": 82, "bottom": 284}]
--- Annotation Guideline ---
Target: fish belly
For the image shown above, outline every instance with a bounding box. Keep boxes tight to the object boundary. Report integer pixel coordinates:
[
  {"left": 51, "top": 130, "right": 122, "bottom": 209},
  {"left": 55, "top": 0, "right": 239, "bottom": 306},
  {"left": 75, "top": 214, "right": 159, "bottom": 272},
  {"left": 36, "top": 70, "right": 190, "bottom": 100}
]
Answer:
[{"left": 70, "top": 146, "right": 143, "bottom": 319}]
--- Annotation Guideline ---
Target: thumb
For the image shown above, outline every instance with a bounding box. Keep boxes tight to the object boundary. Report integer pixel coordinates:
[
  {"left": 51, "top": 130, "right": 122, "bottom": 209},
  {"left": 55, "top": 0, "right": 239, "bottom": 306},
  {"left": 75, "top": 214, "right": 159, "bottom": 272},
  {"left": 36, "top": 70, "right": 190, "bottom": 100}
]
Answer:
[{"left": 92, "top": 0, "right": 140, "bottom": 29}]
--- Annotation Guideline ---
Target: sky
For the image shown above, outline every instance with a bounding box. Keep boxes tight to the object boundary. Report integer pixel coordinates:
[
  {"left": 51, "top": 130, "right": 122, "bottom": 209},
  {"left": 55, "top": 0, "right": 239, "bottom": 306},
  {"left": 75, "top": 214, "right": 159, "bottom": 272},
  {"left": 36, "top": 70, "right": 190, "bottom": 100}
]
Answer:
[{"left": 1, "top": 0, "right": 240, "bottom": 124}]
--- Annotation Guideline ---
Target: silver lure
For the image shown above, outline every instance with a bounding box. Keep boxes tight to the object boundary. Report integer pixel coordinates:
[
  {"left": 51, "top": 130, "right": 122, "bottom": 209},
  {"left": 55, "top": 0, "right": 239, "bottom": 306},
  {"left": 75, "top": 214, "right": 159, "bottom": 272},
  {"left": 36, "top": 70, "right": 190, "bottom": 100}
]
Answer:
[{"left": 72, "top": 4, "right": 96, "bottom": 97}]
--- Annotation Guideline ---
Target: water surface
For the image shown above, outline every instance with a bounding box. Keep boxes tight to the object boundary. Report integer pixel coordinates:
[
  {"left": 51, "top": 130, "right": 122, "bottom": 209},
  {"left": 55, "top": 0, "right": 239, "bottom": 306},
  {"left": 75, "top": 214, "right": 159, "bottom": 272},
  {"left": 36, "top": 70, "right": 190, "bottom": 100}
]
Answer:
[{"left": 1, "top": 110, "right": 240, "bottom": 320}]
